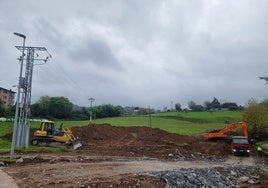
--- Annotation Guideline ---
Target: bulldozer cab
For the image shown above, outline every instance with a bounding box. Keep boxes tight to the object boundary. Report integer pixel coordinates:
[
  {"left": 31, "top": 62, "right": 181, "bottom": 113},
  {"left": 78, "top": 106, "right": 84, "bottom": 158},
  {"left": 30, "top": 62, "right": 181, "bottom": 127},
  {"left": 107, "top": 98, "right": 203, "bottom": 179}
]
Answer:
[
  {"left": 42, "top": 121, "right": 56, "bottom": 136},
  {"left": 37, "top": 120, "right": 64, "bottom": 136}
]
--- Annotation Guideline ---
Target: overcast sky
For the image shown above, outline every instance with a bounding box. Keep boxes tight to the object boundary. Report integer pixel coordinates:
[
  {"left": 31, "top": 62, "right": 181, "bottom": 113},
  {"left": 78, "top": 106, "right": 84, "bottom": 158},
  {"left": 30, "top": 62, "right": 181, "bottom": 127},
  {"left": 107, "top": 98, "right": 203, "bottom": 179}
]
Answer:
[{"left": 0, "top": 0, "right": 268, "bottom": 110}]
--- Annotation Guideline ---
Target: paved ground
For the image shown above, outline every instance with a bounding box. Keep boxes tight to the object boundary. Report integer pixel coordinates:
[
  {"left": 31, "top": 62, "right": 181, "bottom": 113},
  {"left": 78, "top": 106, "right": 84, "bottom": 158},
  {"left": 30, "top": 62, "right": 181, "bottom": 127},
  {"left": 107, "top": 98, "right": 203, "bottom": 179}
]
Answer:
[
  {"left": 0, "top": 169, "right": 18, "bottom": 188},
  {"left": 2, "top": 154, "right": 267, "bottom": 188}
]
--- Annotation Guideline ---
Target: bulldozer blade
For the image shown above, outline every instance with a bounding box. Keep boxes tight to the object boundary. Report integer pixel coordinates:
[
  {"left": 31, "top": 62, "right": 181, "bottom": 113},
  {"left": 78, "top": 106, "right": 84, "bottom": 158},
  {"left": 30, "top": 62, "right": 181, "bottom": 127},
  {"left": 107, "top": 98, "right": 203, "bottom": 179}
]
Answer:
[{"left": 72, "top": 140, "right": 82, "bottom": 150}]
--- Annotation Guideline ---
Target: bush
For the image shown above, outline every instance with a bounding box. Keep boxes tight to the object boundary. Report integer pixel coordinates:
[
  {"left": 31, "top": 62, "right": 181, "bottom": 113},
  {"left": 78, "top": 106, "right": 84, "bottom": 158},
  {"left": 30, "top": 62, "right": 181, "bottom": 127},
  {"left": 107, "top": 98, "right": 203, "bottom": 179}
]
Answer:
[{"left": 242, "top": 104, "right": 268, "bottom": 141}]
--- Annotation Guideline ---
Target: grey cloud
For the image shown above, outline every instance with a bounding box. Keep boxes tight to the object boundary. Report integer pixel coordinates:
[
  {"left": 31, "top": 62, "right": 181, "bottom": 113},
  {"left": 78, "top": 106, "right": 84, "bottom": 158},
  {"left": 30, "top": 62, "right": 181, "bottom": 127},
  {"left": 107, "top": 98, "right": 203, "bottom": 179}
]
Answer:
[
  {"left": 32, "top": 18, "right": 67, "bottom": 48},
  {"left": 1, "top": 0, "right": 268, "bottom": 110},
  {"left": 68, "top": 37, "right": 122, "bottom": 70}
]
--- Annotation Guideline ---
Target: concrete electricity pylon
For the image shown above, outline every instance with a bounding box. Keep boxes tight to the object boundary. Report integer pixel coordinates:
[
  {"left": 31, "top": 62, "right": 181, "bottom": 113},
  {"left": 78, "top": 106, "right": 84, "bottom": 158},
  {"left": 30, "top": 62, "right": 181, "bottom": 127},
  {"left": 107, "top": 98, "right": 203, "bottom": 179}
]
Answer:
[
  {"left": 88, "top": 97, "right": 95, "bottom": 121},
  {"left": 11, "top": 33, "right": 51, "bottom": 158}
]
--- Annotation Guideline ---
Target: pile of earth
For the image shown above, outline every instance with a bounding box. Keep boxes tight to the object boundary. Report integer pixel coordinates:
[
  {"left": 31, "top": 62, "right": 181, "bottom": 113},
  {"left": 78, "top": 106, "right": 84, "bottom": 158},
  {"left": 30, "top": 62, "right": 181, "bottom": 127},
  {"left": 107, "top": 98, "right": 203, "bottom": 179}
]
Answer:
[
  {"left": 71, "top": 123, "right": 231, "bottom": 159},
  {"left": 1, "top": 123, "right": 233, "bottom": 159},
  {"left": 2, "top": 123, "right": 268, "bottom": 188}
]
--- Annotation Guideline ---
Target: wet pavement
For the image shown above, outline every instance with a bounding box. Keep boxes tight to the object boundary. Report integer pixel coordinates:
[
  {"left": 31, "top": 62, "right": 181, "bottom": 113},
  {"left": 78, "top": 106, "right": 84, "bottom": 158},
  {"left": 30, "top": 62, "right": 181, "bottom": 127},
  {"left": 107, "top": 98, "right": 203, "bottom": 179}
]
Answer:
[{"left": 0, "top": 169, "right": 18, "bottom": 188}]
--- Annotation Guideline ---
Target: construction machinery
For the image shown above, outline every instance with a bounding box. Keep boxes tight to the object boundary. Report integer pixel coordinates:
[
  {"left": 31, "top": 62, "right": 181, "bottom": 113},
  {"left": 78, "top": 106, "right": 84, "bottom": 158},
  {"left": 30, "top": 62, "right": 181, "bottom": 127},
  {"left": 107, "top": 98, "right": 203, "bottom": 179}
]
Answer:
[
  {"left": 204, "top": 122, "right": 250, "bottom": 156},
  {"left": 203, "top": 122, "right": 248, "bottom": 140},
  {"left": 31, "top": 119, "right": 82, "bottom": 149},
  {"left": 231, "top": 135, "right": 250, "bottom": 156}
]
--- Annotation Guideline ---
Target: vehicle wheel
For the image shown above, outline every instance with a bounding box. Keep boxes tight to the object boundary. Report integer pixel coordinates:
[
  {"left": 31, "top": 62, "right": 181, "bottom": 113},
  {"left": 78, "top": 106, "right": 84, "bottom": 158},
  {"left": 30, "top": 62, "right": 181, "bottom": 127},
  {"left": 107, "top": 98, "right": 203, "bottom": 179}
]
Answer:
[{"left": 31, "top": 139, "right": 39, "bottom": 145}]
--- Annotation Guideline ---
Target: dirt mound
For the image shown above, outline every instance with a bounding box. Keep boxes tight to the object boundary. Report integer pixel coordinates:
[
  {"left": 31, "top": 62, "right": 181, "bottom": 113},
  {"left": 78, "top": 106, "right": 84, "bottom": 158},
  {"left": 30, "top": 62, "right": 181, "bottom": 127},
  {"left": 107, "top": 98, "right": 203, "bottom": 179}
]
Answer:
[
  {"left": 71, "top": 123, "right": 231, "bottom": 159},
  {"left": 3, "top": 123, "right": 267, "bottom": 188},
  {"left": 1, "top": 123, "right": 231, "bottom": 159},
  {"left": 1, "top": 128, "right": 37, "bottom": 141}
]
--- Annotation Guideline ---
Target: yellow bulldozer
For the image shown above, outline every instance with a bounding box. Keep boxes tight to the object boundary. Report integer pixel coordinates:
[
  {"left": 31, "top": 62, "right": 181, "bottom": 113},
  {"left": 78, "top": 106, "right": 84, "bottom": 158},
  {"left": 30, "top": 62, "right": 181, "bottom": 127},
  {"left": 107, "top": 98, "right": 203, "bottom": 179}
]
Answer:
[{"left": 31, "top": 119, "right": 82, "bottom": 149}]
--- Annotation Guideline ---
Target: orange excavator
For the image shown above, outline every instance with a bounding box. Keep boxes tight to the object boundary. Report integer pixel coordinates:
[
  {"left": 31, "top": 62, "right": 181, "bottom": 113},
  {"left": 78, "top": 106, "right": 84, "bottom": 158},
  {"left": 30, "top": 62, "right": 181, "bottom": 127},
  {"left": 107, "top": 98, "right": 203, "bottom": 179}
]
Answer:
[
  {"left": 203, "top": 121, "right": 248, "bottom": 140},
  {"left": 204, "top": 122, "right": 250, "bottom": 156}
]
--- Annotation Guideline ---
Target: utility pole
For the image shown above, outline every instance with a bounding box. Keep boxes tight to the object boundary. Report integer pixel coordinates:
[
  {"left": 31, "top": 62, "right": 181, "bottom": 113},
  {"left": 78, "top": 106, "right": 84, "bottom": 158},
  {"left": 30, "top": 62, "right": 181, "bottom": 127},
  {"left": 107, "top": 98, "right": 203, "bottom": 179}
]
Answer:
[
  {"left": 88, "top": 97, "right": 95, "bottom": 121},
  {"left": 11, "top": 32, "right": 26, "bottom": 158},
  {"left": 11, "top": 33, "right": 51, "bottom": 158},
  {"left": 148, "top": 106, "right": 152, "bottom": 128}
]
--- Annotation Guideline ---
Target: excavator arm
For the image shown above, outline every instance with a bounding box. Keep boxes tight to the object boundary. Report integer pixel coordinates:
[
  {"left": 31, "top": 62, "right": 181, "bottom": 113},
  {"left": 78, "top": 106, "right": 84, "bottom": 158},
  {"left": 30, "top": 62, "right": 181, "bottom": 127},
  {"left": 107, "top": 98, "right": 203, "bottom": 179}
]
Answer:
[{"left": 204, "top": 122, "right": 248, "bottom": 140}]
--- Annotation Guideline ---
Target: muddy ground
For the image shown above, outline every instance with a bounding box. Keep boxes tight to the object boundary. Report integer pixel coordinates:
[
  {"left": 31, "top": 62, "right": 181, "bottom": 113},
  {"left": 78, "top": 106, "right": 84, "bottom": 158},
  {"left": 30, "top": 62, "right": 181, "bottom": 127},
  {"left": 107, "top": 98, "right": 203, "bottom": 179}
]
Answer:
[{"left": 1, "top": 123, "right": 268, "bottom": 187}]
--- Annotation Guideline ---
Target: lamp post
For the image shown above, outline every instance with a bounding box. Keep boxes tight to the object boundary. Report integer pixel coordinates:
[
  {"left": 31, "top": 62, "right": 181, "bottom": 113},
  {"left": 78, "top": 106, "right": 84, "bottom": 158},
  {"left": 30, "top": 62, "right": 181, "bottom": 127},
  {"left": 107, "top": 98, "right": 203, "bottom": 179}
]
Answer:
[{"left": 10, "top": 32, "right": 26, "bottom": 158}]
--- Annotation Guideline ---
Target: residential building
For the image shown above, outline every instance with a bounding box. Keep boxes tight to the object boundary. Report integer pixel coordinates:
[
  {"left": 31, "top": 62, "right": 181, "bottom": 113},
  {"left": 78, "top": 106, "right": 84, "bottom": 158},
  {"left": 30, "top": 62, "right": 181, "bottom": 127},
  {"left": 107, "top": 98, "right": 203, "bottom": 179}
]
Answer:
[{"left": 0, "top": 87, "right": 16, "bottom": 109}]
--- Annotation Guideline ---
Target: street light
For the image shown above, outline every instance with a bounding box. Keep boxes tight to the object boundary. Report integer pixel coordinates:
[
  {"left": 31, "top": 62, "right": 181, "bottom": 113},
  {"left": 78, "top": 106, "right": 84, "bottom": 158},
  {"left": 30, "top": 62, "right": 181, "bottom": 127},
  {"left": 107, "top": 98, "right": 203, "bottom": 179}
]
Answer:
[
  {"left": 10, "top": 32, "right": 26, "bottom": 158},
  {"left": 14, "top": 32, "right": 26, "bottom": 39}
]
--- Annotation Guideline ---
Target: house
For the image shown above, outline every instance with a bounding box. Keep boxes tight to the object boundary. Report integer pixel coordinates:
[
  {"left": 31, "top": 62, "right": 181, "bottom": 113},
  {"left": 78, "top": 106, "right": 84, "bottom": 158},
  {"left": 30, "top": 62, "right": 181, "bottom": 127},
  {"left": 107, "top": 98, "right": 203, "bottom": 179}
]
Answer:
[{"left": 0, "top": 87, "right": 16, "bottom": 109}]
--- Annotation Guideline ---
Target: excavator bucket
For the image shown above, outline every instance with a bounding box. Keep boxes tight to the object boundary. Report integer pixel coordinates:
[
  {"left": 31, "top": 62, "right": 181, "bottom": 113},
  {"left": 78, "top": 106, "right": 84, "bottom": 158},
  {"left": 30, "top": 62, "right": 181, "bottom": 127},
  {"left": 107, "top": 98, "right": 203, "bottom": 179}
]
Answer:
[{"left": 72, "top": 140, "right": 82, "bottom": 150}]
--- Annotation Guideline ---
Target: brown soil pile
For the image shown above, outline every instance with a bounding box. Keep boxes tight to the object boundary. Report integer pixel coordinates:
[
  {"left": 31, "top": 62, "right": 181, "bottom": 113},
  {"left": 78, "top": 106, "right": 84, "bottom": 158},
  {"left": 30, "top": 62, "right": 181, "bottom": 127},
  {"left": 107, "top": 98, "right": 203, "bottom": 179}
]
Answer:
[
  {"left": 2, "top": 123, "right": 267, "bottom": 188},
  {"left": 1, "top": 123, "right": 231, "bottom": 159},
  {"left": 72, "top": 123, "right": 231, "bottom": 159}
]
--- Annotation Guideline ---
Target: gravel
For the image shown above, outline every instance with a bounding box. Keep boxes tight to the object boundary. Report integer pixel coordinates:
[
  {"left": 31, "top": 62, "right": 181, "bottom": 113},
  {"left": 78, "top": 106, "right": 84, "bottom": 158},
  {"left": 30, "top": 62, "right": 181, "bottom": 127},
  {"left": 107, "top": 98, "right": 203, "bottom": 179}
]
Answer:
[{"left": 154, "top": 165, "right": 267, "bottom": 188}]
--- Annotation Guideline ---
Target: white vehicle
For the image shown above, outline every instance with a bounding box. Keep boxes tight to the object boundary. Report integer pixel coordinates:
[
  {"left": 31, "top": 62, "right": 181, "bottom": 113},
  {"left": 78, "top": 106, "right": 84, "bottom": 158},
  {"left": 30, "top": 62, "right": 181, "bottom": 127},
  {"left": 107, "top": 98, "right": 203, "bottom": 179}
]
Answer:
[{"left": 0, "top": 117, "right": 7, "bottom": 122}]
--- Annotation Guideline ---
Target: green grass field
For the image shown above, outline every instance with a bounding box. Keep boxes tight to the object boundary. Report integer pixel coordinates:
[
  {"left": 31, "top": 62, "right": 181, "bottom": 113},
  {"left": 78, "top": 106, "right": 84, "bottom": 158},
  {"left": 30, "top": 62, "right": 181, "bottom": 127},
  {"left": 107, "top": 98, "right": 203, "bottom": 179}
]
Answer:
[
  {"left": 0, "top": 111, "right": 242, "bottom": 150},
  {"left": 92, "top": 110, "right": 242, "bottom": 134}
]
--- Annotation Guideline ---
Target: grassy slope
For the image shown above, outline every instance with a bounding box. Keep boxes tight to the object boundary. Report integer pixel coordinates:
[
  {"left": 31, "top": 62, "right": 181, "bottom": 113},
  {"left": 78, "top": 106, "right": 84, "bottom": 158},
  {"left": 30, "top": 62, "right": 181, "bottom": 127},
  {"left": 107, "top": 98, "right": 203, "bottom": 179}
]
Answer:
[{"left": 92, "top": 111, "right": 242, "bottom": 134}]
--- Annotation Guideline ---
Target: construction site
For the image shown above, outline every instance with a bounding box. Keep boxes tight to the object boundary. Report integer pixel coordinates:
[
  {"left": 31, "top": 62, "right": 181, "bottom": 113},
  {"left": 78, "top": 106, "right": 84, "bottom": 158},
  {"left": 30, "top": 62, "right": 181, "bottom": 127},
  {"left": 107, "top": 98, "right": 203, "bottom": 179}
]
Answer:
[
  {"left": 1, "top": 122, "right": 268, "bottom": 187},
  {"left": 1, "top": 1, "right": 268, "bottom": 187},
  {"left": 1, "top": 35, "right": 267, "bottom": 186}
]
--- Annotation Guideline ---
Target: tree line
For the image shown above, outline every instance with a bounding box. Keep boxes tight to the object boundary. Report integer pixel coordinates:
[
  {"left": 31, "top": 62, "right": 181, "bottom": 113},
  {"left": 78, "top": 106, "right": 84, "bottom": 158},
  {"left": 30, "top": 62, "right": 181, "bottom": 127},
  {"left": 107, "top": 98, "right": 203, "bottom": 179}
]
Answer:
[
  {"left": 0, "top": 96, "right": 264, "bottom": 119},
  {"left": 175, "top": 97, "right": 242, "bottom": 112},
  {"left": 30, "top": 96, "right": 124, "bottom": 120},
  {"left": 0, "top": 95, "right": 124, "bottom": 120},
  {"left": 1, "top": 96, "right": 241, "bottom": 119},
  {"left": 2, "top": 95, "right": 268, "bottom": 141}
]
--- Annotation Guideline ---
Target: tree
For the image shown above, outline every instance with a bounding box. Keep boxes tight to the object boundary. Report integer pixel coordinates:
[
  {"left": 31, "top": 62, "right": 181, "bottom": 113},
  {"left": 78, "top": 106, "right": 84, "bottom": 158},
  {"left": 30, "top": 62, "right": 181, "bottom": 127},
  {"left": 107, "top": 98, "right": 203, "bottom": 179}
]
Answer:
[
  {"left": 187, "top": 101, "right": 204, "bottom": 111},
  {"left": 221, "top": 102, "right": 238, "bottom": 111},
  {"left": 242, "top": 104, "right": 268, "bottom": 141},
  {"left": 48, "top": 97, "right": 73, "bottom": 119},
  {"left": 175, "top": 103, "right": 182, "bottom": 111},
  {"left": 36, "top": 95, "right": 50, "bottom": 117},
  {"left": 246, "top": 97, "right": 258, "bottom": 106},
  {"left": 203, "top": 101, "right": 211, "bottom": 111},
  {"left": 31, "top": 103, "right": 41, "bottom": 117},
  {"left": 210, "top": 97, "right": 220, "bottom": 110},
  {"left": 0, "top": 101, "right": 5, "bottom": 117},
  {"left": 4, "top": 105, "right": 15, "bottom": 117},
  {"left": 193, "top": 105, "right": 204, "bottom": 111},
  {"left": 188, "top": 101, "right": 196, "bottom": 110},
  {"left": 31, "top": 96, "right": 73, "bottom": 119},
  {"left": 90, "top": 104, "right": 124, "bottom": 118},
  {"left": 260, "top": 98, "right": 268, "bottom": 108},
  {"left": 70, "top": 107, "right": 89, "bottom": 120}
]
